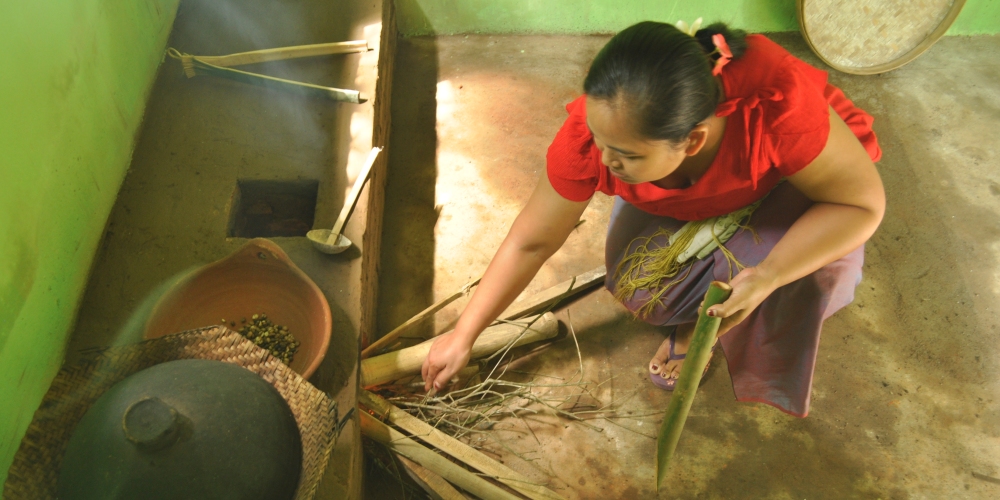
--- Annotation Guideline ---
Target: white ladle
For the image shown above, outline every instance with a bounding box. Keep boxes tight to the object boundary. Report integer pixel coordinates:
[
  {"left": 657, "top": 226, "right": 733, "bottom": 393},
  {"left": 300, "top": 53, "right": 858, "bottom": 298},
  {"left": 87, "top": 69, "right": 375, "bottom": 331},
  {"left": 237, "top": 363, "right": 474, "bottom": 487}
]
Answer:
[{"left": 307, "top": 147, "right": 382, "bottom": 254}]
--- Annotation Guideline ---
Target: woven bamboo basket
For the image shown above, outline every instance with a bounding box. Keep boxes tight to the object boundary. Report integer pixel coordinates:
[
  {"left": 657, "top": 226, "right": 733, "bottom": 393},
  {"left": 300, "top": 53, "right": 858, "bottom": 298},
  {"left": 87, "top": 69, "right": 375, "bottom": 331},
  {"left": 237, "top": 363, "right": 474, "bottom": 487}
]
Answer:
[
  {"left": 798, "top": 0, "right": 966, "bottom": 75},
  {"left": 3, "top": 326, "right": 348, "bottom": 500}
]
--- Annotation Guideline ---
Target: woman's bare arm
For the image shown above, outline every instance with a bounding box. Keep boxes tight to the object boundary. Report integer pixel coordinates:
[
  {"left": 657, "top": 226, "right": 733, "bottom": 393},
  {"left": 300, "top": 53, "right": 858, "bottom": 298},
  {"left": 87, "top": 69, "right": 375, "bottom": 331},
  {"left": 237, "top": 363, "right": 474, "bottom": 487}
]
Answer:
[
  {"left": 422, "top": 173, "right": 590, "bottom": 390},
  {"left": 709, "top": 108, "right": 886, "bottom": 332}
]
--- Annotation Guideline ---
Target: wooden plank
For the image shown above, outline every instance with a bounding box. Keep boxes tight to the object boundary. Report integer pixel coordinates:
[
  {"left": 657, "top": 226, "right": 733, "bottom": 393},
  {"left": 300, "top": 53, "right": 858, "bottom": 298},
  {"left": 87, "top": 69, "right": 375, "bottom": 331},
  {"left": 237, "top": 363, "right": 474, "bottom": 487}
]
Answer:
[
  {"left": 360, "top": 412, "right": 520, "bottom": 500},
  {"left": 362, "top": 278, "right": 480, "bottom": 358},
  {"left": 362, "top": 391, "right": 565, "bottom": 500},
  {"left": 500, "top": 265, "right": 606, "bottom": 321},
  {"left": 397, "top": 455, "right": 467, "bottom": 500},
  {"left": 359, "top": 0, "right": 397, "bottom": 350}
]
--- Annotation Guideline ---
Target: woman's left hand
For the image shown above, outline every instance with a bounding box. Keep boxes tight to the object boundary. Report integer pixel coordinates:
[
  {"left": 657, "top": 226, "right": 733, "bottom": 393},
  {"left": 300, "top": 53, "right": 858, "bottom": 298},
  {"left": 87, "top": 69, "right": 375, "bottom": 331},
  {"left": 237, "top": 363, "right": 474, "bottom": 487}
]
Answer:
[{"left": 706, "top": 266, "right": 779, "bottom": 336}]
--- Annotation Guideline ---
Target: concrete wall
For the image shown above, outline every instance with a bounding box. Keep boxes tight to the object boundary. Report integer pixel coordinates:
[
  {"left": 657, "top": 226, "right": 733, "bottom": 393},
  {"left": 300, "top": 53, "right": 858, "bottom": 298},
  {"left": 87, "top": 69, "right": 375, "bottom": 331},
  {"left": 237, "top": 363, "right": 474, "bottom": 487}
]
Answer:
[
  {"left": 396, "top": 0, "right": 1000, "bottom": 36},
  {"left": 0, "top": 0, "right": 179, "bottom": 488}
]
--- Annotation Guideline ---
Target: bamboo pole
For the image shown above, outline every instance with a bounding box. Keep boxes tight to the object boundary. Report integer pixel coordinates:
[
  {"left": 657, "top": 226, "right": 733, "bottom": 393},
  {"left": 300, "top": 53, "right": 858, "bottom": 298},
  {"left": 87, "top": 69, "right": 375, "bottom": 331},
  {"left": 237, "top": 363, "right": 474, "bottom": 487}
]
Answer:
[
  {"left": 362, "top": 391, "right": 565, "bottom": 500},
  {"left": 397, "top": 455, "right": 467, "bottom": 500},
  {"left": 360, "top": 412, "right": 520, "bottom": 500},
  {"left": 656, "top": 281, "right": 732, "bottom": 489},
  {"left": 193, "top": 40, "right": 369, "bottom": 68},
  {"left": 499, "top": 266, "right": 605, "bottom": 321},
  {"left": 362, "top": 278, "right": 481, "bottom": 358},
  {"left": 361, "top": 313, "right": 559, "bottom": 388},
  {"left": 187, "top": 59, "right": 365, "bottom": 103}
]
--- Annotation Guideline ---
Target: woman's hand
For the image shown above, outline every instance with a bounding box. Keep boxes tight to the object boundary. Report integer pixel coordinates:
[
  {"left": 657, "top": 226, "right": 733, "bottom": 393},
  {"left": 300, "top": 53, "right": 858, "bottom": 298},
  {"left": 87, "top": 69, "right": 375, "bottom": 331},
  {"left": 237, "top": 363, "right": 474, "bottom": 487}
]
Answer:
[
  {"left": 422, "top": 332, "right": 474, "bottom": 392},
  {"left": 706, "top": 266, "right": 779, "bottom": 335},
  {"left": 418, "top": 173, "right": 589, "bottom": 394},
  {"left": 706, "top": 108, "right": 885, "bottom": 334}
]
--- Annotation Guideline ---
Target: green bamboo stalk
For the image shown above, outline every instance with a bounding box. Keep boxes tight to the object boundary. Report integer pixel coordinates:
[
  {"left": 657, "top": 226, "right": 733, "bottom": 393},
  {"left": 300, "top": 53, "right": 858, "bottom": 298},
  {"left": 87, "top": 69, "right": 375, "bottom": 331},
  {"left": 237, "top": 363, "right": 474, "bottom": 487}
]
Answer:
[{"left": 656, "top": 281, "right": 732, "bottom": 489}]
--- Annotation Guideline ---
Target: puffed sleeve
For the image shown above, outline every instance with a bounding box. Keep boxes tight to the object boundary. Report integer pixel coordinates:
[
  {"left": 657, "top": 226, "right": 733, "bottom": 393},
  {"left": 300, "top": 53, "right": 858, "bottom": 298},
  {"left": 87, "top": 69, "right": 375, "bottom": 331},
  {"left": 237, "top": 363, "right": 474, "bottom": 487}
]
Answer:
[
  {"left": 765, "top": 56, "right": 832, "bottom": 178},
  {"left": 546, "top": 96, "right": 600, "bottom": 202},
  {"left": 825, "top": 85, "right": 882, "bottom": 163}
]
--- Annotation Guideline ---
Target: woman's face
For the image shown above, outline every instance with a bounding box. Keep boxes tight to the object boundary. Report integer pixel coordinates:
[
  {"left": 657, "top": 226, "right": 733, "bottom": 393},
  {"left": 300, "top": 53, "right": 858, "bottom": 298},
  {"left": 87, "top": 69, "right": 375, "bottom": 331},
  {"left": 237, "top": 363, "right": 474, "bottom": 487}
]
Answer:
[{"left": 586, "top": 96, "right": 688, "bottom": 184}]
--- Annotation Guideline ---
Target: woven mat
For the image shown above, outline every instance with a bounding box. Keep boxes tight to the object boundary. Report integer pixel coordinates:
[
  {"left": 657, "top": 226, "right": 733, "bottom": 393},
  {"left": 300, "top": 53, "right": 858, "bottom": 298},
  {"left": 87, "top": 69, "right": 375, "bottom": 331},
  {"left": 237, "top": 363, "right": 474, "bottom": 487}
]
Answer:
[{"left": 4, "top": 326, "right": 343, "bottom": 500}]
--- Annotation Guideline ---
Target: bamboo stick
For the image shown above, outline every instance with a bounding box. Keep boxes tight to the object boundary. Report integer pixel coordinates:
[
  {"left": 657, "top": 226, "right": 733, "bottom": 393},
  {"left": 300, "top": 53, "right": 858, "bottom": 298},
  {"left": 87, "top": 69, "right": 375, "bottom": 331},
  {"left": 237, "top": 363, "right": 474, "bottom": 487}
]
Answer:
[
  {"left": 656, "top": 281, "right": 732, "bottom": 489},
  {"left": 360, "top": 412, "right": 520, "bottom": 500},
  {"left": 193, "top": 40, "right": 369, "bottom": 68},
  {"left": 397, "top": 454, "right": 467, "bottom": 500},
  {"left": 361, "top": 313, "right": 559, "bottom": 388},
  {"left": 362, "top": 391, "right": 565, "bottom": 500},
  {"left": 362, "top": 277, "right": 481, "bottom": 358},
  {"left": 499, "top": 266, "right": 606, "bottom": 321},
  {"left": 188, "top": 58, "right": 365, "bottom": 103}
]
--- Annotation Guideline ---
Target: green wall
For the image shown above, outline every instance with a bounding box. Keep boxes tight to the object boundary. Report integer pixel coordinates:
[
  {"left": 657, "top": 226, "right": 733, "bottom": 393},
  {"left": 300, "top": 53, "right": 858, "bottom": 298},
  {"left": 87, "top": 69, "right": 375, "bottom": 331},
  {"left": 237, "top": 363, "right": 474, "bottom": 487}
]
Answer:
[
  {"left": 0, "top": 0, "right": 179, "bottom": 488},
  {"left": 396, "top": 0, "right": 1000, "bottom": 36},
  {"left": 955, "top": 0, "right": 1000, "bottom": 34}
]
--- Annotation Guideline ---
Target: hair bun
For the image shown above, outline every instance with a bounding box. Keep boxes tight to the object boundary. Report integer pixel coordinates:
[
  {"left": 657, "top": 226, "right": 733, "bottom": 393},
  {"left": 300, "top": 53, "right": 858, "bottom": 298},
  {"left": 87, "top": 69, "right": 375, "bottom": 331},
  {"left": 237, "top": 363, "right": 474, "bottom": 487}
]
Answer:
[{"left": 695, "top": 23, "right": 748, "bottom": 60}]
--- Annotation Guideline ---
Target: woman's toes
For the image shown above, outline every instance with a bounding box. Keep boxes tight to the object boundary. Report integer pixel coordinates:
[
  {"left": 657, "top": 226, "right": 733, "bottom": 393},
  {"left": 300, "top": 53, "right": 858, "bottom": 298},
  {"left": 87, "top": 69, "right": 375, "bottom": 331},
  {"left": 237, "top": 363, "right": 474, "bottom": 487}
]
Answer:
[{"left": 663, "top": 360, "right": 682, "bottom": 380}]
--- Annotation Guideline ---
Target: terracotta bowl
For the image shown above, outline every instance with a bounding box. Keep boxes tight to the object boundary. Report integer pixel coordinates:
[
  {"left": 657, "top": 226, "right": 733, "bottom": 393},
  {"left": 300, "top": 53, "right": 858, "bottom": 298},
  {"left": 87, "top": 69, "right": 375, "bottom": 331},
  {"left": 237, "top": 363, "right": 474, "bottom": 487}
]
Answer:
[{"left": 144, "top": 239, "right": 331, "bottom": 378}]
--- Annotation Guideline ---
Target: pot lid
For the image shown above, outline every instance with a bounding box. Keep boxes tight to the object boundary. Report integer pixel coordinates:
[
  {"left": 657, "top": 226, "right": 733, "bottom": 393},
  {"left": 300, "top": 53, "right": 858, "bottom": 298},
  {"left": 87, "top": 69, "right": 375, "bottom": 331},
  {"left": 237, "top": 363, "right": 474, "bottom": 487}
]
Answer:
[
  {"left": 57, "top": 359, "right": 302, "bottom": 500},
  {"left": 798, "top": 0, "right": 966, "bottom": 74}
]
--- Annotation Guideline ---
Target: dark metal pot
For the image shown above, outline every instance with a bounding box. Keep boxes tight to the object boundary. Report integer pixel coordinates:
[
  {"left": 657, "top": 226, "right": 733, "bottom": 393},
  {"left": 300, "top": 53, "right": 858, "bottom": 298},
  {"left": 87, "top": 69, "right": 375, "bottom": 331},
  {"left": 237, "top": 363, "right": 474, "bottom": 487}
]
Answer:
[{"left": 56, "top": 359, "right": 302, "bottom": 500}]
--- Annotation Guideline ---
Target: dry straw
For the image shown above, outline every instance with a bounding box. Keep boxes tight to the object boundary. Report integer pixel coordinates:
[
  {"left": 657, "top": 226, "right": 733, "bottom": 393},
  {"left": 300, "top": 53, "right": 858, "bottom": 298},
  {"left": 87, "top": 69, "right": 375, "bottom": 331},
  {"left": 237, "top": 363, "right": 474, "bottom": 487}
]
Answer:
[{"left": 613, "top": 201, "right": 761, "bottom": 318}]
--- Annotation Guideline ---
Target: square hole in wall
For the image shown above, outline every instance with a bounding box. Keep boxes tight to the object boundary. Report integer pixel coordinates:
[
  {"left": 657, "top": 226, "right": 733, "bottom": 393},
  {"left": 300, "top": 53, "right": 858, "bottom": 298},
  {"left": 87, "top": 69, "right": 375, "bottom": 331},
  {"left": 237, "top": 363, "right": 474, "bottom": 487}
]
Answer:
[{"left": 229, "top": 179, "right": 319, "bottom": 238}]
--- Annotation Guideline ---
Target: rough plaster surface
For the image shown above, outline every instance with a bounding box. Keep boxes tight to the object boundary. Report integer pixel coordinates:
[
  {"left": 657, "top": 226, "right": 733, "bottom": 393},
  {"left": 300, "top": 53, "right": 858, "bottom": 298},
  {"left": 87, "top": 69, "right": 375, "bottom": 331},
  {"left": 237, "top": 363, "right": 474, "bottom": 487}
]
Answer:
[{"left": 377, "top": 33, "right": 1000, "bottom": 498}]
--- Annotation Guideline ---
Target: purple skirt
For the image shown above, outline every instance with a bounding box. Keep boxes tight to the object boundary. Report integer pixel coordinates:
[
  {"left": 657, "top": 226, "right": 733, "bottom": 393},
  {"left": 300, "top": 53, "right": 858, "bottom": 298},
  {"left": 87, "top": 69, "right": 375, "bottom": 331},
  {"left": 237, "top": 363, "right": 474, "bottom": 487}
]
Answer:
[{"left": 605, "top": 182, "right": 863, "bottom": 417}]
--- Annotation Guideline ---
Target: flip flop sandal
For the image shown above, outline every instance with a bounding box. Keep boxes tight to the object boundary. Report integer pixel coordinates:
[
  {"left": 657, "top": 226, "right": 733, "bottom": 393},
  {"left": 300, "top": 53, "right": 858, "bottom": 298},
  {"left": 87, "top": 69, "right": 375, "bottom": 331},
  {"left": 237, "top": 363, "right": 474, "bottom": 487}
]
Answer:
[{"left": 649, "top": 329, "right": 715, "bottom": 391}]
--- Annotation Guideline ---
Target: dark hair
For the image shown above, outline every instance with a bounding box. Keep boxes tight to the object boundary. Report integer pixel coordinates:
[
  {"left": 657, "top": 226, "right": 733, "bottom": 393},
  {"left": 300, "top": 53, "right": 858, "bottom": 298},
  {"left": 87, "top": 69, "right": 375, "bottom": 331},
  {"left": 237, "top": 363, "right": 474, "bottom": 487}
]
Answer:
[{"left": 583, "top": 21, "right": 748, "bottom": 143}]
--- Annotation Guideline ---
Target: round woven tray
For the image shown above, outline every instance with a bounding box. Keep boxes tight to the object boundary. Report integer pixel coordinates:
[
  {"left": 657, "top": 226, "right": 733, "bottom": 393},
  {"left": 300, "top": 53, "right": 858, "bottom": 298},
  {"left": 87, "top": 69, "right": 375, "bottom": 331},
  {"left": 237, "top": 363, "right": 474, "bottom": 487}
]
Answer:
[
  {"left": 798, "top": 0, "right": 966, "bottom": 75},
  {"left": 3, "top": 326, "right": 348, "bottom": 500}
]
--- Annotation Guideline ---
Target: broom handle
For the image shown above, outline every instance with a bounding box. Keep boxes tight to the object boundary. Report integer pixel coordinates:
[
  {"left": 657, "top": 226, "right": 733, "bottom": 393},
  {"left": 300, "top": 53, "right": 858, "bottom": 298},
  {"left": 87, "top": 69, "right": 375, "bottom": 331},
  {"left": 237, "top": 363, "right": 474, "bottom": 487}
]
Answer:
[{"left": 656, "top": 281, "right": 732, "bottom": 489}]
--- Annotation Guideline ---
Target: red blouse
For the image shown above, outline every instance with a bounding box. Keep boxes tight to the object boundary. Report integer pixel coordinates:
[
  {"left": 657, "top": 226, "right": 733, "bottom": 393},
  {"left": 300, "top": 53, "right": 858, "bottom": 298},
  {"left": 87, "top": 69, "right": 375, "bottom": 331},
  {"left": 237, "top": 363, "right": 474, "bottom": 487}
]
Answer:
[{"left": 545, "top": 35, "right": 882, "bottom": 221}]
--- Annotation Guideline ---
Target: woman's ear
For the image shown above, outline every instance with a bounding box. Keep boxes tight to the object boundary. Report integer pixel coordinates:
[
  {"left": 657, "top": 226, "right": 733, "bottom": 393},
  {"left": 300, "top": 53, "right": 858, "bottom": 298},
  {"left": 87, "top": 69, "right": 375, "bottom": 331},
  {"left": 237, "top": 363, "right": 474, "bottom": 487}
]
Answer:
[{"left": 684, "top": 123, "right": 711, "bottom": 156}]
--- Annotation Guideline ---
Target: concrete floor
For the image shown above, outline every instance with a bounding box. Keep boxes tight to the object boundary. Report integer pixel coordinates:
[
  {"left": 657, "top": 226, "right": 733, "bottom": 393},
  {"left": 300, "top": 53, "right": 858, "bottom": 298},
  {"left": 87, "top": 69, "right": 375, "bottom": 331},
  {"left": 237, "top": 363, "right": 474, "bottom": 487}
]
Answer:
[{"left": 377, "top": 34, "right": 1000, "bottom": 498}]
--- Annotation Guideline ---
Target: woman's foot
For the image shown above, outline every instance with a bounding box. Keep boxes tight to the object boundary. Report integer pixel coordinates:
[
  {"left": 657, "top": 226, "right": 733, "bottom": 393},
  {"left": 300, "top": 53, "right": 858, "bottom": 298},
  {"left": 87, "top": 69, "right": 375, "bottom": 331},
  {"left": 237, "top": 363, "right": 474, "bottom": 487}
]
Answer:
[{"left": 649, "top": 323, "right": 695, "bottom": 386}]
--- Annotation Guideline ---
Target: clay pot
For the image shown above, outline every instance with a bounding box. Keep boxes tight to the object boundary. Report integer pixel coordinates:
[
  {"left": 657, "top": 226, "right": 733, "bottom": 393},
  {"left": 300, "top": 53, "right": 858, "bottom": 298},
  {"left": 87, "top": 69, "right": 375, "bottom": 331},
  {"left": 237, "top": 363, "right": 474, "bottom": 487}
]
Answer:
[{"left": 144, "top": 239, "right": 331, "bottom": 378}]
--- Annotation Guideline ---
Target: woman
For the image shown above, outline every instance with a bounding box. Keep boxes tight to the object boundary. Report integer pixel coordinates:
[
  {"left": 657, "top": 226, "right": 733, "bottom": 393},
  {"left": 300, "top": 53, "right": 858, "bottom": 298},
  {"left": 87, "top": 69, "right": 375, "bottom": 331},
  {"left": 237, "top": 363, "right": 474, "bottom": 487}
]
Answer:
[{"left": 421, "top": 21, "right": 884, "bottom": 417}]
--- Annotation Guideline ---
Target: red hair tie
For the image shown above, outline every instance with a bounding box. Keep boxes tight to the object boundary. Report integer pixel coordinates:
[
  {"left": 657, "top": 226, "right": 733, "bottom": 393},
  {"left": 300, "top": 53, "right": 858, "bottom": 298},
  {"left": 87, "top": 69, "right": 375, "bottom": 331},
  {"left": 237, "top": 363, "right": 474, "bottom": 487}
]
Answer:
[{"left": 711, "top": 34, "right": 733, "bottom": 76}]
